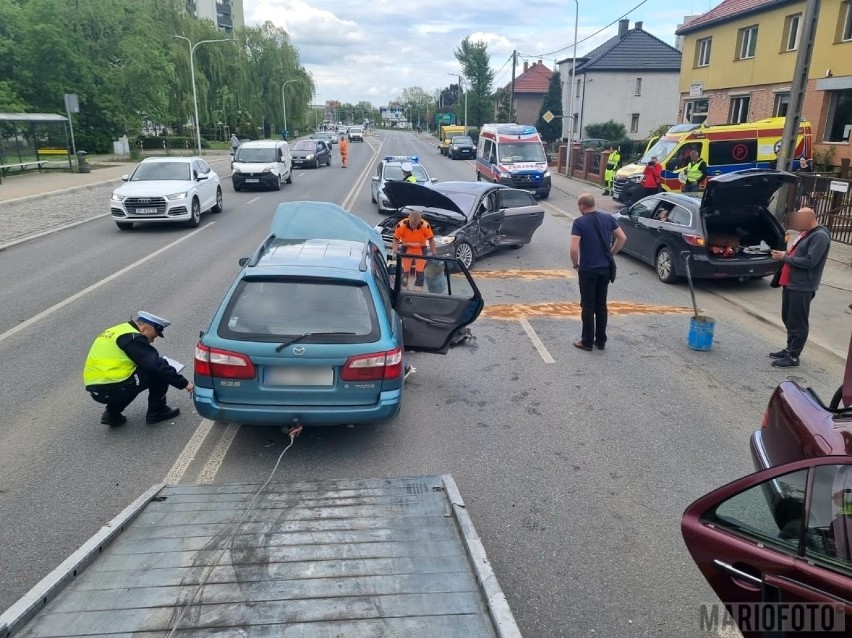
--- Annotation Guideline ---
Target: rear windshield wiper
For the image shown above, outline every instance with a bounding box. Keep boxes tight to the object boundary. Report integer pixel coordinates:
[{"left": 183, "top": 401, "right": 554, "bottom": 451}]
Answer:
[{"left": 275, "top": 332, "right": 356, "bottom": 352}]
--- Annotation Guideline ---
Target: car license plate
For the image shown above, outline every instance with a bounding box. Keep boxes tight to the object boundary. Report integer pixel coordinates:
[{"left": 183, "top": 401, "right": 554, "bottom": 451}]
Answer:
[
  {"left": 266, "top": 367, "right": 334, "bottom": 386},
  {"left": 135, "top": 207, "right": 158, "bottom": 214},
  {"left": 245, "top": 178, "right": 259, "bottom": 183}
]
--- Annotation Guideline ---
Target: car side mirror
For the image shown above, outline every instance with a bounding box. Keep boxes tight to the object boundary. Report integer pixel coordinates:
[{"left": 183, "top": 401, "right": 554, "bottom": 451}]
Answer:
[
  {"left": 121, "top": 174, "right": 129, "bottom": 181},
  {"left": 371, "top": 176, "right": 379, "bottom": 182},
  {"left": 238, "top": 257, "right": 249, "bottom": 267},
  {"left": 431, "top": 177, "right": 438, "bottom": 183}
]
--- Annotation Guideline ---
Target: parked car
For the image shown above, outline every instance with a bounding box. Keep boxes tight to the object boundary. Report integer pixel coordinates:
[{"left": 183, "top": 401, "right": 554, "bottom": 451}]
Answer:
[
  {"left": 291, "top": 139, "right": 331, "bottom": 168},
  {"left": 376, "top": 181, "right": 545, "bottom": 269},
  {"left": 311, "top": 131, "right": 336, "bottom": 146},
  {"left": 231, "top": 140, "right": 292, "bottom": 191},
  {"left": 193, "top": 201, "right": 483, "bottom": 427},
  {"left": 615, "top": 169, "right": 793, "bottom": 283},
  {"left": 348, "top": 126, "right": 364, "bottom": 142},
  {"left": 577, "top": 138, "right": 611, "bottom": 150},
  {"left": 110, "top": 156, "right": 222, "bottom": 231},
  {"left": 448, "top": 135, "right": 476, "bottom": 160},
  {"left": 371, "top": 155, "right": 436, "bottom": 214}
]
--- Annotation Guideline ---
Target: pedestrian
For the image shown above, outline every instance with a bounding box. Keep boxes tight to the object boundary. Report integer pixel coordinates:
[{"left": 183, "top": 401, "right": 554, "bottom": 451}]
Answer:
[
  {"left": 339, "top": 136, "right": 348, "bottom": 168},
  {"left": 401, "top": 161, "right": 417, "bottom": 183},
  {"left": 679, "top": 149, "right": 706, "bottom": 192},
  {"left": 602, "top": 145, "right": 620, "bottom": 196},
  {"left": 795, "top": 156, "right": 812, "bottom": 172},
  {"left": 392, "top": 210, "right": 438, "bottom": 291},
  {"left": 83, "top": 312, "right": 193, "bottom": 426},
  {"left": 769, "top": 207, "right": 831, "bottom": 368},
  {"left": 230, "top": 134, "right": 240, "bottom": 157},
  {"left": 641, "top": 156, "right": 663, "bottom": 196},
  {"left": 569, "top": 193, "right": 627, "bottom": 351}
]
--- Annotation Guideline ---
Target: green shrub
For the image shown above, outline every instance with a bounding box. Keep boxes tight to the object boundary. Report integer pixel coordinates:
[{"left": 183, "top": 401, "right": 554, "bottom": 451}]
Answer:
[
  {"left": 466, "top": 127, "right": 479, "bottom": 143},
  {"left": 135, "top": 136, "right": 210, "bottom": 150}
]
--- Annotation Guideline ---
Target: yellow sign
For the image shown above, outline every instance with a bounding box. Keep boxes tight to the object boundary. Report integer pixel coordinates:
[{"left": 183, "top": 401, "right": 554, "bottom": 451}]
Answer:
[{"left": 542, "top": 110, "right": 554, "bottom": 124}]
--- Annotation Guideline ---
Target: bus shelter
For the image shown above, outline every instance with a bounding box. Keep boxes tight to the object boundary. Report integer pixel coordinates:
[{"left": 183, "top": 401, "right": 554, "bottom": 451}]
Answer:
[{"left": 0, "top": 113, "right": 73, "bottom": 183}]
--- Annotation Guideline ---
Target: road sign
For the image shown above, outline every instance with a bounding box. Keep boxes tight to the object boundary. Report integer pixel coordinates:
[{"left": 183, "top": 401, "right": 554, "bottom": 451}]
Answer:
[
  {"left": 64, "top": 93, "right": 79, "bottom": 114},
  {"left": 542, "top": 110, "right": 554, "bottom": 124},
  {"left": 830, "top": 180, "right": 849, "bottom": 193},
  {"left": 435, "top": 113, "right": 455, "bottom": 125}
]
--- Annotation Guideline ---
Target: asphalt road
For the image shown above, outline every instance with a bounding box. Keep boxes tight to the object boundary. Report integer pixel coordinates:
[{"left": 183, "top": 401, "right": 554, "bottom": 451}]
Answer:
[{"left": 0, "top": 130, "right": 845, "bottom": 636}]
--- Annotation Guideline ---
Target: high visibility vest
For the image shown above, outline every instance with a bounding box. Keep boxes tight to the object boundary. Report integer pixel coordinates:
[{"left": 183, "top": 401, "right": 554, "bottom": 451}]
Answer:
[
  {"left": 403, "top": 174, "right": 416, "bottom": 183},
  {"left": 607, "top": 151, "right": 620, "bottom": 169},
  {"left": 686, "top": 160, "right": 704, "bottom": 183},
  {"left": 83, "top": 323, "right": 138, "bottom": 386}
]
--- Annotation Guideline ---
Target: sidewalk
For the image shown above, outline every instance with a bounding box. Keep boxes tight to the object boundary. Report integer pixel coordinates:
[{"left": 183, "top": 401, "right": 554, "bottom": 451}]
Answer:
[{"left": 550, "top": 172, "right": 852, "bottom": 359}]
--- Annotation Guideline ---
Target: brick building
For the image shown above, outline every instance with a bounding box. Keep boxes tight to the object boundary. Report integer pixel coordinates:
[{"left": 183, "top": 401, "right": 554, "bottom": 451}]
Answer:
[{"left": 500, "top": 61, "right": 553, "bottom": 126}]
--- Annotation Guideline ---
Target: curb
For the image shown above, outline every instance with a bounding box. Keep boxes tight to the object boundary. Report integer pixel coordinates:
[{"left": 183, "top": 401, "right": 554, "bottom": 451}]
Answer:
[
  {"left": 709, "top": 289, "right": 846, "bottom": 361},
  {"left": 0, "top": 213, "right": 109, "bottom": 252}
]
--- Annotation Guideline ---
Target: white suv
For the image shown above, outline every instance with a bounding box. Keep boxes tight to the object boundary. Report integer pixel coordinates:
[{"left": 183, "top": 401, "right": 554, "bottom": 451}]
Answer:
[{"left": 110, "top": 157, "right": 222, "bottom": 231}]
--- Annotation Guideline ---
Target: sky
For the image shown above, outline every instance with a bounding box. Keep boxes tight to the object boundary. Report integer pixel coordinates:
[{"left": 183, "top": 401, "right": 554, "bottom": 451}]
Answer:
[{"left": 244, "top": 0, "right": 720, "bottom": 106}]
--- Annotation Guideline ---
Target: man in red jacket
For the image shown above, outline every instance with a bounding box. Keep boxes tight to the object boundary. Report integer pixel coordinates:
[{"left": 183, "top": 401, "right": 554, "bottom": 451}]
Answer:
[{"left": 641, "top": 156, "right": 662, "bottom": 197}]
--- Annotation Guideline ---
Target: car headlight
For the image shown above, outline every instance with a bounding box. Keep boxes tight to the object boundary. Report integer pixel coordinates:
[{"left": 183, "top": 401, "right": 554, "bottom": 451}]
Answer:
[
  {"left": 263, "top": 167, "right": 277, "bottom": 174},
  {"left": 434, "top": 236, "right": 455, "bottom": 247},
  {"left": 544, "top": 170, "right": 551, "bottom": 177},
  {"left": 452, "top": 146, "right": 458, "bottom": 150},
  {"left": 500, "top": 172, "right": 512, "bottom": 179},
  {"left": 306, "top": 154, "right": 314, "bottom": 160},
  {"left": 166, "top": 192, "right": 188, "bottom": 200},
  {"left": 629, "top": 175, "right": 643, "bottom": 183},
  {"left": 111, "top": 193, "right": 124, "bottom": 202}
]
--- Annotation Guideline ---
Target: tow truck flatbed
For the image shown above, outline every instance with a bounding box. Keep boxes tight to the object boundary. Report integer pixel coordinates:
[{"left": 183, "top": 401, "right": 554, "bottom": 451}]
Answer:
[{"left": 0, "top": 475, "right": 520, "bottom": 637}]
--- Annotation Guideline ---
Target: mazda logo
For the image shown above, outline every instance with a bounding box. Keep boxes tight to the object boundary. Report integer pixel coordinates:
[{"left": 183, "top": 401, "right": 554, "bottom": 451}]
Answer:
[{"left": 293, "top": 346, "right": 305, "bottom": 356}]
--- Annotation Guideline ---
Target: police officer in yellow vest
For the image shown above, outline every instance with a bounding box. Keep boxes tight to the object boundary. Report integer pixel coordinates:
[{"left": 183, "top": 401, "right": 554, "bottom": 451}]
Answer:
[
  {"left": 83, "top": 311, "right": 193, "bottom": 426},
  {"left": 679, "top": 149, "right": 707, "bottom": 193},
  {"left": 602, "top": 145, "right": 620, "bottom": 196},
  {"left": 401, "top": 161, "right": 417, "bottom": 183}
]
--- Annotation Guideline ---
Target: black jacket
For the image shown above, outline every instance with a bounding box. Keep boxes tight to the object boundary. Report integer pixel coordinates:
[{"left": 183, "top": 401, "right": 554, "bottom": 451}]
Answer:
[{"left": 782, "top": 226, "right": 831, "bottom": 292}]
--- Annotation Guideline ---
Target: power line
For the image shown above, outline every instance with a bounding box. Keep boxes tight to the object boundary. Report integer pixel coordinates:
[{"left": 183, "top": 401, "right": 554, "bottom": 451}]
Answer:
[{"left": 519, "top": 0, "right": 649, "bottom": 59}]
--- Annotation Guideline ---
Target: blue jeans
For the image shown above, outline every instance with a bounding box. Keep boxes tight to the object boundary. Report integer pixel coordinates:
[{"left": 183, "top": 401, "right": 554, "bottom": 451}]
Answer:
[{"left": 682, "top": 182, "right": 699, "bottom": 193}]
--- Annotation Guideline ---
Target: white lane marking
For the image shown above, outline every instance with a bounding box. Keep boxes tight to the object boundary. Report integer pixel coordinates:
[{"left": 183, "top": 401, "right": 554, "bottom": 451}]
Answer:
[
  {"left": 519, "top": 317, "right": 555, "bottom": 364},
  {"left": 341, "top": 137, "right": 384, "bottom": 211},
  {"left": 542, "top": 200, "right": 577, "bottom": 220},
  {"left": 246, "top": 196, "right": 260, "bottom": 205},
  {"left": 299, "top": 173, "right": 306, "bottom": 177},
  {"left": 195, "top": 423, "right": 240, "bottom": 484},
  {"left": 163, "top": 418, "right": 215, "bottom": 484},
  {"left": 0, "top": 224, "right": 214, "bottom": 344}
]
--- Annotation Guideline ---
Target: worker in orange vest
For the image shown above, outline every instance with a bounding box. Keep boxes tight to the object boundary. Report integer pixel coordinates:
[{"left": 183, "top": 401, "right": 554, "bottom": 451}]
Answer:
[{"left": 339, "top": 137, "right": 348, "bottom": 168}]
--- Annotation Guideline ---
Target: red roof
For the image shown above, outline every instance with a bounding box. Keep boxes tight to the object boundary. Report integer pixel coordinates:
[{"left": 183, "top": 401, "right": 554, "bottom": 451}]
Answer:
[
  {"left": 507, "top": 62, "right": 553, "bottom": 94},
  {"left": 677, "top": 0, "right": 798, "bottom": 35}
]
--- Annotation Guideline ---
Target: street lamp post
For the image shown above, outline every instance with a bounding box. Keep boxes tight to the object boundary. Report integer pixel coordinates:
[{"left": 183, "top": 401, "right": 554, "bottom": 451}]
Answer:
[
  {"left": 173, "top": 35, "right": 234, "bottom": 154},
  {"left": 448, "top": 73, "right": 468, "bottom": 130},
  {"left": 281, "top": 79, "right": 302, "bottom": 139},
  {"left": 566, "top": 0, "right": 579, "bottom": 175}
]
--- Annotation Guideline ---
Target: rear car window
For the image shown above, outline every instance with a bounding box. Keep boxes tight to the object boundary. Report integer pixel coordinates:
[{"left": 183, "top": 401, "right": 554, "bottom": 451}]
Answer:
[{"left": 218, "top": 278, "right": 379, "bottom": 343}]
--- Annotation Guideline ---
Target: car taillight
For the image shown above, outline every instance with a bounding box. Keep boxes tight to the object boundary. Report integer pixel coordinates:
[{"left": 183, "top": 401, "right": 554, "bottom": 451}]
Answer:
[
  {"left": 341, "top": 347, "right": 403, "bottom": 381},
  {"left": 683, "top": 234, "right": 705, "bottom": 246},
  {"left": 194, "top": 343, "right": 256, "bottom": 380}
]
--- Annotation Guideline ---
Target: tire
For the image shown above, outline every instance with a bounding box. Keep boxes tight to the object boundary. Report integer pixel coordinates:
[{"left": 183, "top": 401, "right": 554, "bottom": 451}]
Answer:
[
  {"left": 655, "top": 247, "right": 677, "bottom": 284},
  {"left": 232, "top": 181, "right": 241, "bottom": 192},
  {"left": 540, "top": 190, "right": 550, "bottom": 200},
  {"left": 211, "top": 187, "right": 223, "bottom": 213},
  {"left": 455, "top": 241, "right": 475, "bottom": 270},
  {"left": 314, "top": 158, "right": 320, "bottom": 169},
  {"left": 371, "top": 188, "right": 376, "bottom": 204},
  {"left": 286, "top": 171, "right": 293, "bottom": 184},
  {"left": 509, "top": 244, "right": 523, "bottom": 250},
  {"left": 116, "top": 222, "right": 133, "bottom": 231},
  {"left": 186, "top": 198, "right": 201, "bottom": 228},
  {"left": 326, "top": 155, "right": 331, "bottom": 166}
]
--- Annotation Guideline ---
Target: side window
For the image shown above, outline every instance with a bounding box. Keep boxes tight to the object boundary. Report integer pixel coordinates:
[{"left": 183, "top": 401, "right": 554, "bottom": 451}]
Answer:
[
  {"left": 667, "top": 143, "right": 703, "bottom": 171},
  {"left": 703, "top": 468, "right": 809, "bottom": 553},
  {"left": 805, "top": 465, "right": 852, "bottom": 575},
  {"left": 371, "top": 253, "right": 393, "bottom": 320},
  {"left": 709, "top": 140, "right": 758, "bottom": 166},
  {"left": 654, "top": 200, "right": 675, "bottom": 221},
  {"left": 630, "top": 198, "right": 659, "bottom": 218},
  {"left": 669, "top": 206, "right": 692, "bottom": 226},
  {"left": 489, "top": 142, "right": 498, "bottom": 164},
  {"left": 498, "top": 190, "right": 535, "bottom": 209},
  {"left": 191, "top": 160, "right": 201, "bottom": 178},
  {"left": 199, "top": 160, "right": 211, "bottom": 174}
]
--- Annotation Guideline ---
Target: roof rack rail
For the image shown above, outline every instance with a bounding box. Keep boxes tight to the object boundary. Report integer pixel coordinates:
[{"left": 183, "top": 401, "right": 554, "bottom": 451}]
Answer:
[{"left": 247, "top": 233, "right": 277, "bottom": 267}]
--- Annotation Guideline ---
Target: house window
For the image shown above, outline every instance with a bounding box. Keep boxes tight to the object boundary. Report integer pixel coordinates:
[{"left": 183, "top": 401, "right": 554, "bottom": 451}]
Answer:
[
  {"left": 824, "top": 89, "right": 852, "bottom": 142},
  {"left": 634, "top": 78, "right": 642, "bottom": 96},
  {"left": 684, "top": 99, "right": 709, "bottom": 124},
  {"left": 737, "top": 25, "right": 759, "bottom": 59},
  {"left": 729, "top": 96, "right": 750, "bottom": 123},
  {"left": 842, "top": 1, "right": 852, "bottom": 41},
  {"left": 576, "top": 78, "right": 582, "bottom": 101},
  {"left": 774, "top": 93, "right": 790, "bottom": 117},
  {"left": 630, "top": 113, "right": 640, "bottom": 133},
  {"left": 784, "top": 14, "right": 802, "bottom": 51},
  {"left": 695, "top": 37, "right": 712, "bottom": 67}
]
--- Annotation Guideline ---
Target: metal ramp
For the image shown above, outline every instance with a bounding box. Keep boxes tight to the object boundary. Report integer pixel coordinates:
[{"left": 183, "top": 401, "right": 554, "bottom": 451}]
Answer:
[{"left": 1, "top": 476, "right": 520, "bottom": 637}]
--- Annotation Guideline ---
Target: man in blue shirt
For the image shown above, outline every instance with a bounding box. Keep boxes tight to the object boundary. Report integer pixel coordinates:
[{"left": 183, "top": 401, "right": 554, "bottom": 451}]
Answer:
[{"left": 570, "top": 193, "right": 627, "bottom": 351}]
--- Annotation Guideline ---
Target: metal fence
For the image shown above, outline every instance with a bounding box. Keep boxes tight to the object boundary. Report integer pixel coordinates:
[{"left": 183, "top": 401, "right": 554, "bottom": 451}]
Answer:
[{"left": 795, "top": 174, "right": 852, "bottom": 245}]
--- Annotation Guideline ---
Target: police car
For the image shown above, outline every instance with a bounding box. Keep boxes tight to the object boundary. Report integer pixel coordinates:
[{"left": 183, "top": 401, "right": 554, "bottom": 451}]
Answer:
[{"left": 370, "top": 156, "right": 436, "bottom": 214}]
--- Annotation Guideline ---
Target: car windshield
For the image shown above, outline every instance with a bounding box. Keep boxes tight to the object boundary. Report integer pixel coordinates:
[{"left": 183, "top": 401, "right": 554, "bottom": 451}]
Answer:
[
  {"left": 452, "top": 137, "right": 474, "bottom": 145},
  {"left": 130, "top": 162, "right": 191, "bottom": 181},
  {"left": 220, "top": 279, "right": 378, "bottom": 342},
  {"left": 292, "top": 141, "right": 316, "bottom": 151},
  {"left": 383, "top": 164, "right": 429, "bottom": 182},
  {"left": 350, "top": 128, "right": 363, "bottom": 133},
  {"left": 640, "top": 138, "right": 679, "bottom": 165},
  {"left": 498, "top": 143, "right": 546, "bottom": 164},
  {"left": 431, "top": 190, "right": 477, "bottom": 216},
  {"left": 236, "top": 148, "right": 278, "bottom": 163}
]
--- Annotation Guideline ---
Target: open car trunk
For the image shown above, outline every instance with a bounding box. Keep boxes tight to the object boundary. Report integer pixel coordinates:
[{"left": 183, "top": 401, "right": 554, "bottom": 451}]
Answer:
[{"left": 701, "top": 207, "right": 785, "bottom": 261}]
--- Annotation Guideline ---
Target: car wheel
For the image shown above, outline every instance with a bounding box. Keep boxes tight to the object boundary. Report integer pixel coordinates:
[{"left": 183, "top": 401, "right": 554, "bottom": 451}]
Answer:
[
  {"left": 233, "top": 183, "right": 241, "bottom": 192},
  {"left": 539, "top": 190, "right": 550, "bottom": 200},
  {"left": 326, "top": 156, "right": 331, "bottom": 166},
  {"left": 655, "top": 247, "right": 677, "bottom": 284},
  {"left": 211, "top": 186, "right": 223, "bottom": 213},
  {"left": 186, "top": 198, "right": 201, "bottom": 228},
  {"left": 314, "top": 158, "right": 320, "bottom": 169},
  {"left": 509, "top": 244, "right": 523, "bottom": 249},
  {"left": 476, "top": 171, "right": 481, "bottom": 181},
  {"left": 455, "top": 241, "right": 475, "bottom": 269},
  {"left": 116, "top": 222, "right": 133, "bottom": 231},
  {"left": 286, "top": 171, "right": 293, "bottom": 184}
]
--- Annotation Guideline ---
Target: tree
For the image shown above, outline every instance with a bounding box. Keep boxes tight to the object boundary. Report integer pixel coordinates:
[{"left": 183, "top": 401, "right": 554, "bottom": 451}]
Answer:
[
  {"left": 454, "top": 37, "right": 494, "bottom": 127},
  {"left": 535, "top": 71, "right": 562, "bottom": 144},
  {"left": 584, "top": 120, "right": 627, "bottom": 141},
  {"left": 395, "top": 86, "right": 435, "bottom": 126},
  {"left": 494, "top": 90, "right": 511, "bottom": 123}
]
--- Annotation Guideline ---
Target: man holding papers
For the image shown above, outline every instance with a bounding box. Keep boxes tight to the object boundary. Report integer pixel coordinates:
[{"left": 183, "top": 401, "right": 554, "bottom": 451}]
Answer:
[{"left": 83, "top": 311, "right": 193, "bottom": 426}]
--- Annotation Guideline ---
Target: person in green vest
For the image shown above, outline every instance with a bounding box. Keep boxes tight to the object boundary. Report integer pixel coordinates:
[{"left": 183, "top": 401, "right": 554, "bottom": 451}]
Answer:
[
  {"left": 401, "top": 162, "right": 417, "bottom": 183},
  {"left": 83, "top": 311, "right": 193, "bottom": 427},
  {"left": 602, "top": 145, "right": 621, "bottom": 196},
  {"left": 678, "top": 149, "right": 707, "bottom": 193}
]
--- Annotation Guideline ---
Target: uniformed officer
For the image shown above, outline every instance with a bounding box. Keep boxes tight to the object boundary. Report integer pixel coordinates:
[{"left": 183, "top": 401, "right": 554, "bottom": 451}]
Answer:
[
  {"left": 679, "top": 149, "right": 707, "bottom": 192},
  {"left": 400, "top": 161, "right": 417, "bottom": 183},
  {"left": 603, "top": 145, "right": 621, "bottom": 196},
  {"left": 392, "top": 210, "right": 438, "bottom": 291},
  {"left": 83, "top": 312, "right": 193, "bottom": 427}
]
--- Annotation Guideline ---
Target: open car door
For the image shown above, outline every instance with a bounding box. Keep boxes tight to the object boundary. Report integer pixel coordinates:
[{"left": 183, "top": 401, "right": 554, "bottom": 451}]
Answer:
[
  {"left": 495, "top": 189, "right": 544, "bottom": 246},
  {"left": 392, "top": 254, "right": 483, "bottom": 354},
  {"left": 682, "top": 456, "right": 852, "bottom": 638}
]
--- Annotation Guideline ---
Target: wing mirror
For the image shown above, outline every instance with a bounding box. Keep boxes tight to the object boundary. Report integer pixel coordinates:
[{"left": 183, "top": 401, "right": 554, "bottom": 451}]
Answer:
[
  {"left": 431, "top": 177, "right": 438, "bottom": 183},
  {"left": 371, "top": 176, "right": 379, "bottom": 182},
  {"left": 238, "top": 257, "right": 249, "bottom": 267},
  {"left": 121, "top": 174, "right": 129, "bottom": 181},
  {"left": 196, "top": 173, "right": 208, "bottom": 181}
]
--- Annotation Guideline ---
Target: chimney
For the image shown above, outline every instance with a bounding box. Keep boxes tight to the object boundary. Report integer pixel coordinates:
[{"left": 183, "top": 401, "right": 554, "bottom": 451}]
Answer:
[
  {"left": 524, "top": 61, "right": 529, "bottom": 72},
  {"left": 635, "top": 21, "right": 643, "bottom": 30},
  {"left": 538, "top": 59, "right": 542, "bottom": 65},
  {"left": 618, "top": 19, "right": 629, "bottom": 38}
]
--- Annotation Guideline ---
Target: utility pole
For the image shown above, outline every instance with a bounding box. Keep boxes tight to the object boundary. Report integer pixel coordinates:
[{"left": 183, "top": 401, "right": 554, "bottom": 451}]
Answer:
[
  {"left": 776, "top": 0, "right": 820, "bottom": 171},
  {"left": 509, "top": 50, "right": 517, "bottom": 122}
]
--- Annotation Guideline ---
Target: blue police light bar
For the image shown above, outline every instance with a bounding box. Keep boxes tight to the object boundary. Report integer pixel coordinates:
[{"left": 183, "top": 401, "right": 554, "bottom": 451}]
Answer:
[{"left": 384, "top": 155, "right": 420, "bottom": 163}]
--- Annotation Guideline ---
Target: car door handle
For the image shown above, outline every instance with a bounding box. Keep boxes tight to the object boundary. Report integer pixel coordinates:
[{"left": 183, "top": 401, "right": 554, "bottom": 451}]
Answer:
[
  {"left": 713, "top": 559, "right": 762, "bottom": 586},
  {"left": 413, "top": 313, "right": 454, "bottom": 326}
]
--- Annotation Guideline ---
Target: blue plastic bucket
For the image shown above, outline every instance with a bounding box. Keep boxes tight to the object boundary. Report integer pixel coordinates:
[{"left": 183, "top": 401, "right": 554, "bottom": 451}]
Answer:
[{"left": 687, "top": 316, "right": 715, "bottom": 351}]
